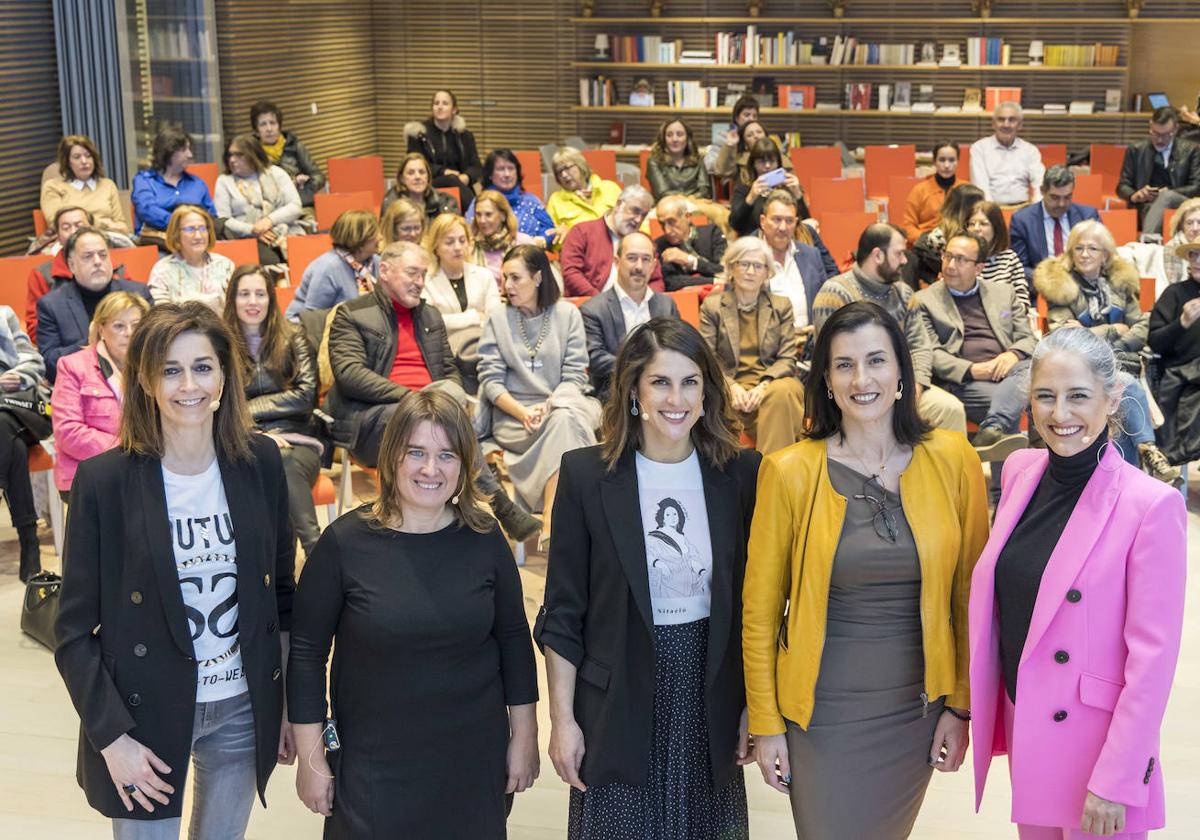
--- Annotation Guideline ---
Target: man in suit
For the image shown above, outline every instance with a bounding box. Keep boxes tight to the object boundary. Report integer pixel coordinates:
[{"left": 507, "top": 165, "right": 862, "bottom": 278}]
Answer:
[
  {"left": 580, "top": 231, "right": 679, "bottom": 400},
  {"left": 1117, "top": 106, "right": 1200, "bottom": 236},
  {"left": 560, "top": 184, "right": 662, "bottom": 297},
  {"left": 757, "top": 189, "right": 827, "bottom": 342},
  {"left": 914, "top": 233, "right": 1035, "bottom": 476},
  {"left": 1009, "top": 165, "right": 1101, "bottom": 285},
  {"left": 653, "top": 195, "right": 727, "bottom": 290},
  {"left": 36, "top": 226, "right": 151, "bottom": 383}
]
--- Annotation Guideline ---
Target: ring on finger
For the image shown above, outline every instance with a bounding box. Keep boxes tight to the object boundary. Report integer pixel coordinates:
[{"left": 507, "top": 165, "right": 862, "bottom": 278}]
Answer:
[{"left": 123, "top": 783, "right": 138, "bottom": 795}]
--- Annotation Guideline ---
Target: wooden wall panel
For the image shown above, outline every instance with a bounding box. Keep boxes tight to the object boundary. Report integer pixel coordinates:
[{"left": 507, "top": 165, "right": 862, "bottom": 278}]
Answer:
[
  {"left": 1131, "top": 21, "right": 1200, "bottom": 112},
  {"left": 0, "top": 2, "right": 63, "bottom": 256}
]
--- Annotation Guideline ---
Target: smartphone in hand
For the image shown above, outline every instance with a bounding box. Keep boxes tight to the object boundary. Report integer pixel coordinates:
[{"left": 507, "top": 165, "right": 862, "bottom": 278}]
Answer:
[{"left": 761, "top": 167, "right": 787, "bottom": 188}]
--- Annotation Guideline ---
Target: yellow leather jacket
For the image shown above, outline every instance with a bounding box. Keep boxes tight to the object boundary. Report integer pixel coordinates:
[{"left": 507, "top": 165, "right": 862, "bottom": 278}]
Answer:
[{"left": 743, "top": 429, "right": 989, "bottom": 734}]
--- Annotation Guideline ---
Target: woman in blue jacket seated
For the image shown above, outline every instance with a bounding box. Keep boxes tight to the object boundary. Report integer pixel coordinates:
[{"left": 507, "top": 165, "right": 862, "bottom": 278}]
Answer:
[
  {"left": 467, "top": 149, "right": 556, "bottom": 249},
  {"left": 284, "top": 210, "right": 381, "bottom": 321},
  {"left": 131, "top": 126, "right": 217, "bottom": 248}
]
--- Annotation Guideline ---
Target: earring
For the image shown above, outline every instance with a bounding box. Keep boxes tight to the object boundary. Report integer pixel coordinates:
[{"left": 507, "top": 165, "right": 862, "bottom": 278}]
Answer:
[
  {"left": 826, "top": 388, "right": 833, "bottom": 400},
  {"left": 700, "top": 406, "right": 705, "bottom": 417},
  {"left": 895, "top": 380, "right": 904, "bottom": 401},
  {"left": 630, "top": 395, "right": 639, "bottom": 416},
  {"left": 209, "top": 399, "right": 221, "bottom": 413},
  {"left": 451, "top": 480, "right": 462, "bottom": 506}
]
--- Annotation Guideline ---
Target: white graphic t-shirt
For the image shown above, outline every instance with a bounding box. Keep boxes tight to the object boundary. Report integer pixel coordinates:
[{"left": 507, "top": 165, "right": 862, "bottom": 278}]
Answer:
[
  {"left": 635, "top": 451, "right": 714, "bottom": 625},
  {"left": 162, "top": 460, "right": 246, "bottom": 702}
]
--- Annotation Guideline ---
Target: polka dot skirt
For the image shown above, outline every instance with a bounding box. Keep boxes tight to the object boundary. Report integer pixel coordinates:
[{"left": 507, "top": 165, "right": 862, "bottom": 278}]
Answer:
[{"left": 567, "top": 618, "right": 749, "bottom": 840}]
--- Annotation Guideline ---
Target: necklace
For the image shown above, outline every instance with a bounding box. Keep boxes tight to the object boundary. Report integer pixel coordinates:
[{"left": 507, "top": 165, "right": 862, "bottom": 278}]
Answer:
[
  {"left": 843, "top": 437, "right": 899, "bottom": 483},
  {"left": 515, "top": 308, "right": 550, "bottom": 370}
]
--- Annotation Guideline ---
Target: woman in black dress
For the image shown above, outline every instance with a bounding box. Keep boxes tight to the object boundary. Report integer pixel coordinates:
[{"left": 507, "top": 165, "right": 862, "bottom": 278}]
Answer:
[
  {"left": 537, "top": 317, "right": 761, "bottom": 840},
  {"left": 288, "top": 388, "right": 538, "bottom": 838}
]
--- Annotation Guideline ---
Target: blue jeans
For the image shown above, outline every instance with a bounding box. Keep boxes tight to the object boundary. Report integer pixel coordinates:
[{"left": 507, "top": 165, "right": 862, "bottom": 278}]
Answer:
[
  {"left": 112, "top": 691, "right": 257, "bottom": 840},
  {"left": 1113, "top": 377, "right": 1155, "bottom": 466}
]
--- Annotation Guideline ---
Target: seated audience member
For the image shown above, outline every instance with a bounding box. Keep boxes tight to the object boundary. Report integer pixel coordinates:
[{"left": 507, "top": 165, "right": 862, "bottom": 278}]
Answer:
[
  {"left": 1034, "top": 219, "right": 1178, "bottom": 484},
  {"left": 285, "top": 209, "right": 381, "bottom": 320},
  {"left": 646, "top": 118, "right": 712, "bottom": 201},
  {"left": 50, "top": 292, "right": 148, "bottom": 498},
  {"left": 914, "top": 233, "right": 1033, "bottom": 475},
  {"left": 148, "top": 205, "right": 235, "bottom": 310},
  {"left": 560, "top": 184, "right": 662, "bottom": 296},
  {"left": 1009, "top": 165, "right": 1101, "bottom": 284},
  {"left": 380, "top": 152, "right": 459, "bottom": 219},
  {"left": 729, "top": 138, "right": 810, "bottom": 237},
  {"left": 478, "top": 244, "right": 600, "bottom": 543},
  {"left": 1163, "top": 196, "right": 1200, "bottom": 284},
  {"left": 423, "top": 214, "right": 501, "bottom": 384},
  {"left": 251, "top": 99, "right": 325, "bottom": 207},
  {"left": 215, "top": 134, "right": 305, "bottom": 266},
  {"left": 381, "top": 196, "right": 429, "bottom": 248},
  {"left": 26, "top": 206, "right": 97, "bottom": 338},
  {"left": 470, "top": 190, "right": 533, "bottom": 287},
  {"left": 913, "top": 183, "right": 986, "bottom": 284},
  {"left": 969, "top": 102, "right": 1045, "bottom": 206},
  {"left": 545, "top": 147, "right": 622, "bottom": 245},
  {"left": 758, "top": 190, "right": 832, "bottom": 337},
  {"left": 0, "top": 305, "right": 46, "bottom": 582},
  {"left": 731, "top": 122, "right": 795, "bottom": 186},
  {"left": 466, "top": 149, "right": 555, "bottom": 248},
  {"left": 41, "top": 135, "right": 134, "bottom": 247},
  {"left": 966, "top": 200, "right": 1032, "bottom": 308},
  {"left": 1117, "top": 106, "right": 1200, "bottom": 237},
  {"left": 902, "top": 141, "right": 965, "bottom": 246},
  {"left": 705, "top": 94, "right": 762, "bottom": 176},
  {"left": 405, "top": 89, "right": 483, "bottom": 211},
  {"left": 654, "top": 195, "right": 727, "bottom": 289},
  {"left": 223, "top": 265, "right": 323, "bottom": 557},
  {"left": 324, "top": 240, "right": 537, "bottom": 539},
  {"left": 699, "top": 236, "right": 805, "bottom": 454},
  {"left": 580, "top": 231, "right": 679, "bottom": 399},
  {"left": 37, "top": 227, "right": 152, "bottom": 382},
  {"left": 1149, "top": 239, "right": 1200, "bottom": 465},
  {"left": 813, "top": 223, "right": 967, "bottom": 432},
  {"left": 130, "top": 125, "right": 217, "bottom": 246}
]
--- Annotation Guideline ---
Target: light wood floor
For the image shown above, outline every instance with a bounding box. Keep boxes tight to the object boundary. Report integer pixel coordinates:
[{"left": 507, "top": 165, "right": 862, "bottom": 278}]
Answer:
[{"left": 2, "top": 475, "right": 1197, "bottom": 839}]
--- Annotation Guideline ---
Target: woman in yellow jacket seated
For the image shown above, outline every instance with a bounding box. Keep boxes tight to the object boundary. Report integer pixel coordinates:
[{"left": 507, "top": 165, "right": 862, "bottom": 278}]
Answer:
[
  {"left": 545, "top": 147, "right": 622, "bottom": 248},
  {"left": 743, "top": 300, "right": 989, "bottom": 839}
]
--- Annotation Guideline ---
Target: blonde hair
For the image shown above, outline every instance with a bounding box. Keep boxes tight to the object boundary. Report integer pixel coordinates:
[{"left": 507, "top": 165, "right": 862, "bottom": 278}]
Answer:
[
  {"left": 329, "top": 209, "right": 380, "bottom": 253},
  {"left": 1066, "top": 219, "right": 1117, "bottom": 272},
  {"left": 88, "top": 292, "right": 150, "bottom": 344},
  {"left": 471, "top": 190, "right": 519, "bottom": 241},
  {"left": 165, "top": 204, "right": 216, "bottom": 254},
  {"left": 551, "top": 147, "right": 593, "bottom": 185},
  {"left": 427, "top": 213, "right": 473, "bottom": 270},
  {"left": 381, "top": 197, "right": 427, "bottom": 247},
  {"left": 1169, "top": 197, "right": 1200, "bottom": 240}
]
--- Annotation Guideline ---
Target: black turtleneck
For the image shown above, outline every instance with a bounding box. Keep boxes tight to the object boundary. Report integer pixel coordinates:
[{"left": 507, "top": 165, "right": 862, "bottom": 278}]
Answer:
[
  {"left": 934, "top": 173, "right": 957, "bottom": 191},
  {"left": 77, "top": 281, "right": 112, "bottom": 323},
  {"left": 994, "top": 430, "right": 1107, "bottom": 702}
]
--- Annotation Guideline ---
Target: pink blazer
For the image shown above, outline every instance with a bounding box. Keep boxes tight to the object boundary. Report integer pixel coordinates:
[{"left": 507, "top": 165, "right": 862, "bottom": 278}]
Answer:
[
  {"left": 50, "top": 346, "right": 121, "bottom": 492},
  {"left": 968, "top": 445, "right": 1186, "bottom": 832}
]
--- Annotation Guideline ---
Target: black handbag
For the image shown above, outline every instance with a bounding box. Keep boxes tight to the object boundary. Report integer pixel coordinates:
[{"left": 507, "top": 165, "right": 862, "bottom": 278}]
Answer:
[
  {"left": 20, "top": 571, "right": 61, "bottom": 650},
  {"left": 0, "top": 385, "right": 52, "bottom": 444}
]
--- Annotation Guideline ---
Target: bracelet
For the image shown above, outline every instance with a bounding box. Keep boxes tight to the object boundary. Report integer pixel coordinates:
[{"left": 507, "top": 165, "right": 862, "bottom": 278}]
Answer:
[{"left": 943, "top": 707, "right": 971, "bottom": 722}]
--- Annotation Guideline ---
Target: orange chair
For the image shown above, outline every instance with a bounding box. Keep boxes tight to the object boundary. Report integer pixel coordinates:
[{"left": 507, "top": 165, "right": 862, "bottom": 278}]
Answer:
[
  {"left": 1164, "top": 207, "right": 1178, "bottom": 238},
  {"left": 1089, "top": 144, "right": 1127, "bottom": 194},
  {"left": 436, "top": 186, "right": 461, "bottom": 211},
  {"left": 956, "top": 145, "right": 972, "bottom": 182},
  {"left": 33, "top": 208, "right": 47, "bottom": 237},
  {"left": 186, "top": 162, "right": 219, "bottom": 196},
  {"left": 864, "top": 145, "right": 915, "bottom": 200},
  {"left": 211, "top": 238, "right": 260, "bottom": 267},
  {"left": 639, "top": 148, "right": 652, "bottom": 192},
  {"left": 110, "top": 245, "right": 160, "bottom": 284},
  {"left": 788, "top": 146, "right": 841, "bottom": 197},
  {"left": 887, "top": 176, "right": 921, "bottom": 225},
  {"left": 0, "top": 254, "right": 48, "bottom": 331},
  {"left": 1036, "top": 293, "right": 1049, "bottom": 333},
  {"left": 1037, "top": 144, "right": 1067, "bottom": 169},
  {"left": 287, "top": 233, "right": 333, "bottom": 283},
  {"left": 667, "top": 287, "right": 702, "bottom": 329},
  {"left": 815, "top": 211, "right": 875, "bottom": 272},
  {"left": 1100, "top": 209, "right": 1138, "bottom": 246},
  {"left": 1140, "top": 277, "right": 1156, "bottom": 313},
  {"left": 312, "top": 473, "right": 337, "bottom": 526},
  {"left": 1071, "top": 174, "right": 1105, "bottom": 210},
  {"left": 327, "top": 156, "right": 385, "bottom": 208},
  {"left": 808, "top": 177, "right": 865, "bottom": 215},
  {"left": 1002, "top": 207, "right": 1015, "bottom": 228},
  {"left": 513, "top": 150, "right": 544, "bottom": 201},
  {"left": 314, "top": 192, "right": 377, "bottom": 232},
  {"left": 581, "top": 149, "right": 618, "bottom": 182},
  {"left": 274, "top": 284, "right": 297, "bottom": 312}
]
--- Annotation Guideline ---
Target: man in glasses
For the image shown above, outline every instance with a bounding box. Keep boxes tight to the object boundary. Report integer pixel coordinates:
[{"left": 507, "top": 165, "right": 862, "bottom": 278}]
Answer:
[
  {"left": 1116, "top": 105, "right": 1200, "bottom": 237},
  {"left": 560, "top": 184, "right": 663, "bottom": 296},
  {"left": 914, "top": 233, "right": 1034, "bottom": 488}
]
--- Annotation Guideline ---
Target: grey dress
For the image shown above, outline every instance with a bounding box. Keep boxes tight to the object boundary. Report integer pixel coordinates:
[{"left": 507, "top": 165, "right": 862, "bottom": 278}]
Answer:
[
  {"left": 784, "top": 458, "right": 942, "bottom": 839},
  {"left": 478, "top": 300, "right": 601, "bottom": 512}
]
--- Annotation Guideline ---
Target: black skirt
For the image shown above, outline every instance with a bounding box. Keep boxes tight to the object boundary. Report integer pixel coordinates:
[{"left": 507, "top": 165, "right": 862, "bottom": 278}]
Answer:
[{"left": 568, "top": 618, "right": 749, "bottom": 840}]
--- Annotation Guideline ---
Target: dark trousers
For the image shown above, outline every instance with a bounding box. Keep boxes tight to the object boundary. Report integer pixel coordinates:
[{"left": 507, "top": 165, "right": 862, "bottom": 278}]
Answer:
[
  {"left": 0, "top": 414, "right": 36, "bottom": 528},
  {"left": 280, "top": 445, "right": 322, "bottom": 557}
]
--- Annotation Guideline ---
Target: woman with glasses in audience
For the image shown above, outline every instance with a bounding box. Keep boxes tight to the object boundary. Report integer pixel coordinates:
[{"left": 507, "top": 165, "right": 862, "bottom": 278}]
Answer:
[
  {"left": 42, "top": 135, "right": 135, "bottom": 248},
  {"left": 131, "top": 126, "right": 217, "bottom": 248},
  {"left": 1162, "top": 196, "right": 1200, "bottom": 284},
  {"left": 537, "top": 317, "right": 761, "bottom": 840},
  {"left": 545, "top": 148, "right": 622, "bottom": 246},
  {"left": 289, "top": 389, "right": 538, "bottom": 838},
  {"left": 699, "top": 237, "right": 806, "bottom": 454},
  {"left": 967, "top": 200, "right": 1032, "bottom": 308},
  {"left": 214, "top": 135, "right": 305, "bottom": 266},
  {"left": 405, "top": 89, "right": 483, "bottom": 211},
  {"left": 380, "top": 196, "right": 428, "bottom": 248},
  {"left": 744, "top": 301, "right": 988, "bottom": 839},
  {"left": 380, "top": 153, "right": 460, "bottom": 220},
  {"left": 284, "top": 209, "right": 381, "bottom": 320},
  {"left": 470, "top": 190, "right": 534, "bottom": 287},
  {"left": 148, "top": 205, "right": 235, "bottom": 311},
  {"left": 468, "top": 149, "right": 556, "bottom": 249}
]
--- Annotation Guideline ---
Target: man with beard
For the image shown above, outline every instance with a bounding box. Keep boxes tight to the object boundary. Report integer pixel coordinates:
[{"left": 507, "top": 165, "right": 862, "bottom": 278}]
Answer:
[
  {"left": 581, "top": 231, "right": 679, "bottom": 399},
  {"left": 812, "top": 223, "right": 967, "bottom": 432},
  {"left": 560, "top": 184, "right": 663, "bottom": 296}
]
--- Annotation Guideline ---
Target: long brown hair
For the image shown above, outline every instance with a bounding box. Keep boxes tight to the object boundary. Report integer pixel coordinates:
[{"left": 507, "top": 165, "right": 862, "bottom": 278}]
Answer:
[
  {"left": 650, "top": 119, "right": 700, "bottom": 167},
  {"left": 369, "top": 389, "right": 493, "bottom": 533},
  {"left": 121, "top": 302, "right": 253, "bottom": 461},
  {"left": 57, "top": 134, "right": 106, "bottom": 181},
  {"left": 221, "top": 264, "right": 295, "bottom": 381},
  {"left": 600, "top": 317, "right": 740, "bottom": 471}
]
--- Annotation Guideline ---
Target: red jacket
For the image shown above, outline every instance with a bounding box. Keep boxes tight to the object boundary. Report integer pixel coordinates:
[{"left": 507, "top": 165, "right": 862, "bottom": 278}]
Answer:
[
  {"left": 26, "top": 251, "right": 72, "bottom": 342},
  {"left": 560, "top": 217, "right": 664, "bottom": 297}
]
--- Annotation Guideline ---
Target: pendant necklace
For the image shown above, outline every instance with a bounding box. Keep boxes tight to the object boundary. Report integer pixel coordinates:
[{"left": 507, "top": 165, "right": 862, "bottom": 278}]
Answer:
[{"left": 516, "top": 309, "right": 550, "bottom": 370}]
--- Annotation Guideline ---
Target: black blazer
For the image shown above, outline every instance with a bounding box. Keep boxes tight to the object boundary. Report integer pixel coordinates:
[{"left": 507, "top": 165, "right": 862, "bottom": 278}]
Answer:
[
  {"left": 1117, "top": 137, "right": 1200, "bottom": 208},
  {"left": 579, "top": 289, "right": 679, "bottom": 400},
  {"left": 54, "top": 435, "right": 295, "bottom": 819},
  {"left": 654, "top": 225, "right": 728, "bottom": 290},
  {"left": 534, "top": 444, "right": 761, "bottom": 789}
]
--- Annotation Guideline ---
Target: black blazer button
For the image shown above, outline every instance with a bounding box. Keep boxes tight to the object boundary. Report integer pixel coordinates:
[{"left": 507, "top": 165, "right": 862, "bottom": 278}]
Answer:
[
  {"left": 130, "top": 590, "right": 143, "bottom": 605},
  {"left": 133, "top": 643, "right": 148, "bottom": 657},
  {"left": 1053, "top": 710, "right": 1068, "bottom": 722},
  {"left": 1066, "top": 589, "right": 1082, "bottom": 603},
  {"left": 272, "top": 668, "right": 281, "bottom": 681},
  {"left": 1054, "top": 650, "right": 1070, "bottom": 664},
  {"left": 263, "top": 574, "right": 271, "bottom": 587},
  {"left": 128, "top": 693, "right": 141, "bottom": 706},
  {"left": 267, "top": 620, "right": 277, "bottom": 633}
]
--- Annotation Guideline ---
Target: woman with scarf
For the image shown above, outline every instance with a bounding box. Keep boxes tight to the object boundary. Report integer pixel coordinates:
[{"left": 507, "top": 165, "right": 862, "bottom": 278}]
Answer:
[
  {"left": 251, "top": 100, "right": 325, "bottom": 208},
  {"left": 467, "top": 150, "right": 556, "bottom": 249},
  {"left": 284, "top": 209, "right": 381, "bottom": 321},
  {"left": 405, "top": 89, "right": 483, "bottom": 212},
  {"left": 470, "top": 190, "right": 534, "bottom": 287},
  {"left": 214, "top": 135, "right": 305, "bottom": 266}
]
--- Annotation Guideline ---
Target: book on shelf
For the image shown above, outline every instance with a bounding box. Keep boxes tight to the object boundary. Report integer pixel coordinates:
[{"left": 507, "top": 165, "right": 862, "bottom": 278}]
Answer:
[
  {"left": 1069, "top": 100, "right": 1096, "bottom": 115},
  {"left": 940, "top": 44, "right": 962, "bottom": 67},
  {"left": 845, "top": 83, "right": 873, "bottom": 111},
  {"left": 679, "top": 49, "right": 716, "bottom": 65},
  {"left": 608, "top": 35, "right": 684, "bottom": 64},
  {"left": 815, "top": 102, "right": 843, "bottom": 112},
  {"left": 609, "top": 122, "right": 627, "bottom": 145},
  {"left": 912, "top": 84, "right": 936, "bottom": 113},
  {"left": 667, "top": 80, "right": 720, "bottom": 109},
  {"left": 579, "top": 76, "right": 617, "bottom": 108},
  {"left": 1043, "top": 43, "right": 1120, "bottom": 67},
  {"left": 778, "top": 84, "right": 817, "bottom": 110},
  {"left": 1104, "top": 89, "right": 1122, "bottom": 113},
  {"left": 1043, "top": 103, "right": 1069, "bottom": 114},
  {"left": 893, "top": 82, "right": 913, "bottom": 109},
  {"left": 917, "top": 42, "right": 938, "bottom": 66},
  {"left": 936, "top": 106, "right": 963, "bottom": 114},
  {"left": 878, "top": 84, "right": 891, "bottom": 112},
  {"left": 985, "top": 86, "right": 1023, "bottom": 111},
  {"left": 783, "top": 132, "right": 803, "bottom": 149},
  {"left": 962, "top": 88, "right": 983, "bottom": 113},
  {"left": 965, "top": 37, "right": 1011, "bottom": 66}
]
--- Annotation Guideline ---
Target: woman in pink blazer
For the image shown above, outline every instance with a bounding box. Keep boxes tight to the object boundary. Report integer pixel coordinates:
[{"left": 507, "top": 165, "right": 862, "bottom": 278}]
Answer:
[
  {"left": 50, "top": 292, "right": 148, "bottom": 495},
  {"left": 969, "top": 327, "right": 1187, "bottom": 839}
]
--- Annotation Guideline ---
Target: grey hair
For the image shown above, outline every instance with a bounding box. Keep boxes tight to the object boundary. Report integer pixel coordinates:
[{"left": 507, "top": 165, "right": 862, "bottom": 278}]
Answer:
[
  {"left": 617, "top": 184, "right": 653, "bottom": 209},
  {"left": 1026, "top": 326, "right": 1143, "bottom": 438},
  {"left": 656, "top": 194, "right": 690, "bottom": 218},
  {"left": 719, "top": 235, "right": 773, "bottom": 285},
  {"left": 379, "top": 239, "right": 431, "bottom": 266},
  {"left": 1042, "top": 164, "right": 1075, "bottom": 193},
  {"left": 994, "top": 101, "right": 1024, "bottom": 121}
]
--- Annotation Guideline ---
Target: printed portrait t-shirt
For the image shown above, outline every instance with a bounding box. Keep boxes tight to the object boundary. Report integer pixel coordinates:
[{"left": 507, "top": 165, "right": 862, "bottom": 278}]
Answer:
[
  {"left": 634, "top": 450, "right": 714, "bottom": 625},
  {"left": 162, "top": 459, "right": 246, "bottom": 702}
]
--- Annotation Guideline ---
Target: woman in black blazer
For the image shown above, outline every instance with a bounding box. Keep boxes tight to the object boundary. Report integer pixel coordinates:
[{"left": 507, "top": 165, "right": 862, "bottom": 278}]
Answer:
[
  {"left": 536, "top": 317, "right": 761, "bottom": 839},
  {"left": 54, "top": 301, "right": 295, "bottom": 836}
]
